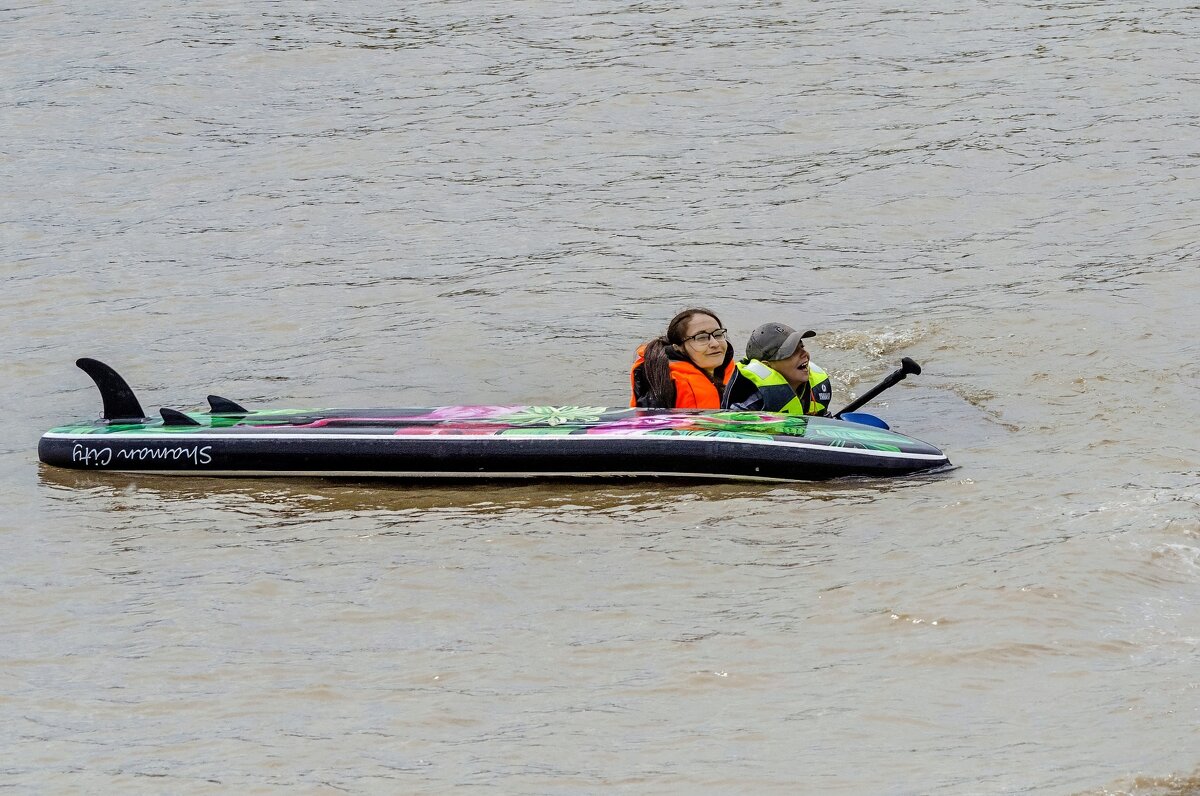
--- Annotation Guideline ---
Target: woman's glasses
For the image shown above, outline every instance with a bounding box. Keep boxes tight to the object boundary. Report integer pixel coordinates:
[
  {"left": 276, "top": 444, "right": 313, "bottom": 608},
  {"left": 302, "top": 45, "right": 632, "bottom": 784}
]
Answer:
[{"left": 682, "top": 329, "right": 728, "bottom": 345}]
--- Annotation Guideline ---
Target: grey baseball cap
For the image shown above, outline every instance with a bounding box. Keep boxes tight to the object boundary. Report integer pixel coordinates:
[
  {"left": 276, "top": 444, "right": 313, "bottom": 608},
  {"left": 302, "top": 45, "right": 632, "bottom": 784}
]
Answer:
[{"left": 746, "top": 323, "right": 815, "bottom": 361}]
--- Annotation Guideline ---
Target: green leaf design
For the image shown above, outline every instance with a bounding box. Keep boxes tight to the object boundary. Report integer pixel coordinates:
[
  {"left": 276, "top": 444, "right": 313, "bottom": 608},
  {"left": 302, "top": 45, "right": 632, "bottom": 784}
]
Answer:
[
  {"left": 49, "top": 422, "right": 152, "bottom": 434},
  {"left": 692, "top": 414, "right": 811, "bottom": 437},
  {"left": 496, "top": 427, "right": 580, "bottom": 436},
  {"left": 805, "top": 426, "right": 902, "bottom": 452},
  {"left": 647, "top": 429, "right": 774, "bottom": 440},
  {"left": 488, "top": 406, "right": 609, "bottom": 426}
]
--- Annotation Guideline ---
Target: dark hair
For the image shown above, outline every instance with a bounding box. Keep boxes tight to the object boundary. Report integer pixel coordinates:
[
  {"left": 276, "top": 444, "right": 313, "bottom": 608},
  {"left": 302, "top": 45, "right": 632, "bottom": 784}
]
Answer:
[{"left": 640, "top": 307, "right": 723, "bottom": 408}]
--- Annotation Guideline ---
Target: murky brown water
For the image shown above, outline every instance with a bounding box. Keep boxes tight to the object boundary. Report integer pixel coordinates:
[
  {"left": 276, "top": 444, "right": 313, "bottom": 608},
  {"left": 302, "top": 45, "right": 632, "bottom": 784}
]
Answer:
[{"left": 3, "top": 1, "right": 1199, "bottom": 793}]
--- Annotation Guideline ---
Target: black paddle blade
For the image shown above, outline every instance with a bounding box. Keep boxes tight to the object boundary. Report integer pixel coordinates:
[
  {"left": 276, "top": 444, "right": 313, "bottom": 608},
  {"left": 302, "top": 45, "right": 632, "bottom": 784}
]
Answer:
[{"left": 76, "top": 358, "right": 147, "bottom": 422}]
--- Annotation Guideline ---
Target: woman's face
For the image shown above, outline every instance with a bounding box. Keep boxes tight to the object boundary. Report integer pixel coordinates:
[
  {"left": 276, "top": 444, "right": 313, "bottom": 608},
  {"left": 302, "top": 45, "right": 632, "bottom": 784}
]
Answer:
[
  {"left": 769, "top": 344, "right": 810, "bottom": 389},
  {"left": 677, "top": 314, "right": 728, "bottom": 372}
]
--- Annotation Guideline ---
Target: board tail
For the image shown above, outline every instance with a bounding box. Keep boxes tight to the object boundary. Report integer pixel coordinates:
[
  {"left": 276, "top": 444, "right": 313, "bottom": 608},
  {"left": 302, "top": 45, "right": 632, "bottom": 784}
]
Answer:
[{"left": 76, "top": 358, "right": 148, "bottom": 422}]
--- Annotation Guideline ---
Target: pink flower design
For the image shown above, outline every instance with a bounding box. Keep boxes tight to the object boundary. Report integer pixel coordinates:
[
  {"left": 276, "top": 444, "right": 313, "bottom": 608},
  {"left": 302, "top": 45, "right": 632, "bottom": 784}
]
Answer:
[
  {"left": 584, "top": 415, "right": 689, "bottom": 435},
  {"left": 296, "top": 406, "right": 526, "bottom": 428},
  {"left": 418, "top": 406, "right": 527, "bottom": 421}
]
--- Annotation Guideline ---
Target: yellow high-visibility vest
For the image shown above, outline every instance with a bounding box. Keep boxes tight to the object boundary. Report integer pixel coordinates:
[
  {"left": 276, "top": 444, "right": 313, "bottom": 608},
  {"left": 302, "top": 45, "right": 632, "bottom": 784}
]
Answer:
[{"left": 735, "top": 360, "right": 832, "bottom": 415}]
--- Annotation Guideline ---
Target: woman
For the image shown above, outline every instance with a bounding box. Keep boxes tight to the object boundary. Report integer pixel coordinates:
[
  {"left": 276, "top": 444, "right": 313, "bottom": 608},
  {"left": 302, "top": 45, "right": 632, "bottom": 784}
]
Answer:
[{"left": 629, "top": 308, "right": 736, "bottom": 409}]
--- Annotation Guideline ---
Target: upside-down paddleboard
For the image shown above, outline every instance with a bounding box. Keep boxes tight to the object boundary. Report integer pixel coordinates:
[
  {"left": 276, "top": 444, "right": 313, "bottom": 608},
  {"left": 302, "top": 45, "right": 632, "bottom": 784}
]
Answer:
[{"left": 38, "top": 359, "right": 950, "bottom": 482}]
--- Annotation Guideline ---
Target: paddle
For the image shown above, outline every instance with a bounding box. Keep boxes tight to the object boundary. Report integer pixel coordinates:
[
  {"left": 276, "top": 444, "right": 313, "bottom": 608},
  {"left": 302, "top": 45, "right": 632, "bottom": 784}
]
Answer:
[
  {"left": 834, "top": 357, "right": 922, "bottom": 418},
  {"left": 838, "top": 411, "right": 890, "bottom": 429}
]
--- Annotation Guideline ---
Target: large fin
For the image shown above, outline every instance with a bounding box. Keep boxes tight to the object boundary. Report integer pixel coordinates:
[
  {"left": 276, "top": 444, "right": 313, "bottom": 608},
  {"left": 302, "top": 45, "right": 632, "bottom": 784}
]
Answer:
[
  {"left": 160, "top": 407, "right": 202, "bottom": 426},
  {"left": 76, "top": 358, "right": 147, "bottom": 422},
  {"left": 207, "top": 394, "right": 249, "bottom": 414}
]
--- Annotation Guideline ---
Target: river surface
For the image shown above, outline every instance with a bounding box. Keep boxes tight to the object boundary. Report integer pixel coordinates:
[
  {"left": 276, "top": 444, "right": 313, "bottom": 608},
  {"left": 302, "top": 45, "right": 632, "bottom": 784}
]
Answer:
[{"left": 3, "top": 1, "right": 1199, "bottom": 793}]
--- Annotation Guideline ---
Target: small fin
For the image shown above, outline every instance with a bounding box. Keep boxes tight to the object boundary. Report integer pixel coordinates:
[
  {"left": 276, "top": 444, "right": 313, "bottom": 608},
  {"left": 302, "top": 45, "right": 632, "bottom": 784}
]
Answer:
[
  {"left": 207, "top": 394, "right": 249, "bottom": 414},
  {"left": 76, "top": 358, "right": 147, "bottom": 422},
  {"left": 160, "top": 407, "right": 202, "bottom": 427}
]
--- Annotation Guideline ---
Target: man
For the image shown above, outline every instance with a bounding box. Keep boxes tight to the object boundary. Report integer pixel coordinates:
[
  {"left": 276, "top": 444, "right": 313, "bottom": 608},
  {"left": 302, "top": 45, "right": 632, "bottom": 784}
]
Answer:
[{"left": 722, "top": 322, "right": 834, "bottom": 415}]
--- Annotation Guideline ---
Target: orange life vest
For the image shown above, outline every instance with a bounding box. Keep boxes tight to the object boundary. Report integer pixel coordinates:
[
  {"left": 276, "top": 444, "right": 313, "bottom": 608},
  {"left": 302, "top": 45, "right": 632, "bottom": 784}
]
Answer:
[{"left": 629, "top": 345, "right": 736, "bottom": 409}]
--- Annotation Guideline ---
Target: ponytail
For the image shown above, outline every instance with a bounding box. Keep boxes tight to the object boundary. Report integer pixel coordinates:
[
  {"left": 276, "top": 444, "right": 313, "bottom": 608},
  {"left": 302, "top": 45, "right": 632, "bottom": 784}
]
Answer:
[{"left": 640, "top": 336, "right": 676, "bottom": 408}]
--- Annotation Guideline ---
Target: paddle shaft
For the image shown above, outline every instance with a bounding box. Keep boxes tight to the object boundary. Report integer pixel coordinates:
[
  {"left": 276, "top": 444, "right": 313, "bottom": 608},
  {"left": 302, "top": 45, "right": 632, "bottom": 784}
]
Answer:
[{"left": 835, "top": 357, "right": 921, "bottom": 418}]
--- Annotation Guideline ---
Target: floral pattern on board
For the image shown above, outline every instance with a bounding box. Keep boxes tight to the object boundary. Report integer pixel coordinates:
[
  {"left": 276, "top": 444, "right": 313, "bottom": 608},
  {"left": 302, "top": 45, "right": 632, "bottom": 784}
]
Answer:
[{"left": 47, "top": 406, "right": 918, "bottom": 452}]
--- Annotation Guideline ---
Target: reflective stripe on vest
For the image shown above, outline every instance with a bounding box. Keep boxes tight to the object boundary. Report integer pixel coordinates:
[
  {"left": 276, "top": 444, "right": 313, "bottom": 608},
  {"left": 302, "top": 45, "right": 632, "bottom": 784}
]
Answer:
[
  {"left": 808, "top": 364, "right": 832, "bottom": 415},
  {"left": 737, "top": 360, "right": 832, "bottom": 415}
]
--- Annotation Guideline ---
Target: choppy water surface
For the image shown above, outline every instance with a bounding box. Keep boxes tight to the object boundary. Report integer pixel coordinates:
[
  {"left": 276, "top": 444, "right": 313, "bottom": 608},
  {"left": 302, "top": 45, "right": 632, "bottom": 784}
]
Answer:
[{"left": 3, "top": 1, "right": 1198, "bottom": 793}]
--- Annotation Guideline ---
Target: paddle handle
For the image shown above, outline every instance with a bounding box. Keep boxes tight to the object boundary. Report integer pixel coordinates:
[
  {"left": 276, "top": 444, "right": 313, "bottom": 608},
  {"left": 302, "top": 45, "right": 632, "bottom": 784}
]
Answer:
[{"left": 834, "top": 357, "right": 921, "bottom": 418}]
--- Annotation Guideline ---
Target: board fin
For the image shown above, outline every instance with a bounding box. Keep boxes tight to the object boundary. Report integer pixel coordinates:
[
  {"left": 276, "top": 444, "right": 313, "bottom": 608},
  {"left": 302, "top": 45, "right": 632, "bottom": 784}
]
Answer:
[
  {"left": 160, "top": 407, "right": 202, "bottom": 426},
  {"left": 207, "top": 394, "right": 249, "bottom": 414},
  {"left": 76, "top": 358, "right": 148, "bottom": 422}
]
